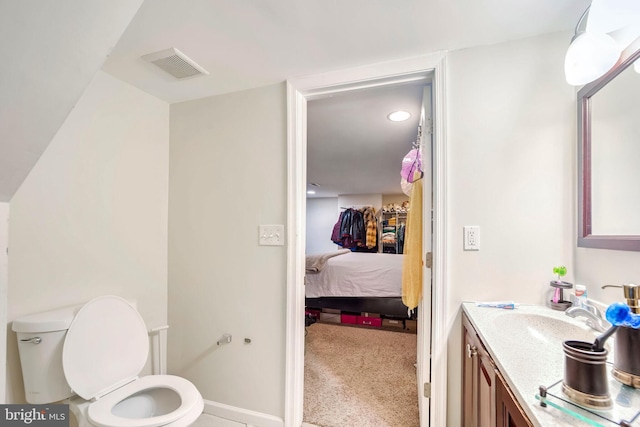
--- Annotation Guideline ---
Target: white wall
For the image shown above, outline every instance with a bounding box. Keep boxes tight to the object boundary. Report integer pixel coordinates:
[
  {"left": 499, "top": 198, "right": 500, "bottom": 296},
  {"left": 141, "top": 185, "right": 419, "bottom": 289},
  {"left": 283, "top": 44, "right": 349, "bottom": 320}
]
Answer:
[
  {"left": 575, "top": 249, "right": 640, "bottom": 305},
  {"left": 306, "top": 197, "right": 339, "bottom": 255},
  {"left": 0, "top": 27, "right": 602, "bottom": 424},
  {"left": 382, "top": 193, "right": 410, "bottom": 207},
  {"left": 169, "top": 84, "right": 287, "bottom": 418},
  {"left": 338, "top": 193, "right": 382, "bottom": 210},
  {"left": 6, "top": 71, "right": 169, "bottom": 403},
  {"left": 0, "top": 203, "right": 8, "bottom": 403},
  {"left": 166, "top": 34, "right": 577, "bottom": 425},
  {"left": 445, "top": 32, "right": 575, "bottom": 426}
]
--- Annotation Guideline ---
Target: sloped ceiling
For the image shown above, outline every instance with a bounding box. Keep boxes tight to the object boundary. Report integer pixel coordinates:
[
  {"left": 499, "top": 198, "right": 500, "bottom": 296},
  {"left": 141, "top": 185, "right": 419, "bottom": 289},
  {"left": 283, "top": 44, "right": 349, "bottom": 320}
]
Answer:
[
  {"left": 103, "top": 0, "right": 589, "bottom": 104},
  {"left": 0, "top": 0, "right": 144, "bottom": 202},
  {"left": 98, "top": 0, "right": 587, "bottom": 199},
  {"left": 0, "top": 0, "right": 590, "bottom": 202}
]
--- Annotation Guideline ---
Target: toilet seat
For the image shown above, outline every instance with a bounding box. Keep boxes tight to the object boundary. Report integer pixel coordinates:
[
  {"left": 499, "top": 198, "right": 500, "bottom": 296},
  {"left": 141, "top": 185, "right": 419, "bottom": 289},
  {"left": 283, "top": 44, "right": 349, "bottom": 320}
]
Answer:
[
  {"left": 62, "top": 296, "right": 203, "bottom": 427},
  {"left": 63, "top": 296, "right": 149, "bottom": 400},
  {"left": 87, "top": 375, "right": 203, "bottom": 427}
]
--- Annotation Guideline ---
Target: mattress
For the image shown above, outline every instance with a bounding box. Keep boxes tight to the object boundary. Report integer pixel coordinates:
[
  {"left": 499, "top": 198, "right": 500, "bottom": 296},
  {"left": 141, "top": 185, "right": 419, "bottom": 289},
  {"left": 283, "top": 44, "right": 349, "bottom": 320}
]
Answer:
[{"left": 304, "top": 252, "right": 403, "bottom": 298}]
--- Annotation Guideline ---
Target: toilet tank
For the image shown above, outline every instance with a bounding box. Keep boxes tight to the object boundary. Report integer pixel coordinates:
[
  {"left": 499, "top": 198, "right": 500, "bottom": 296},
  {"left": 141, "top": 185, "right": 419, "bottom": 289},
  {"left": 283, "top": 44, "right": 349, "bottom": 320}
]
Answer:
[{"left": 12, "top": 305, "right": 82, "bottom": 404}]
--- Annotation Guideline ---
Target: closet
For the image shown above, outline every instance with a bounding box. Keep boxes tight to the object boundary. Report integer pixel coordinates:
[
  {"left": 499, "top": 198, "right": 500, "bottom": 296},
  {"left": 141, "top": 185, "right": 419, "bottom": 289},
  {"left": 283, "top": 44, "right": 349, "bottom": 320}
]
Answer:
[{"left": 380, "top": 209, "right": 407, "bottom": 254}]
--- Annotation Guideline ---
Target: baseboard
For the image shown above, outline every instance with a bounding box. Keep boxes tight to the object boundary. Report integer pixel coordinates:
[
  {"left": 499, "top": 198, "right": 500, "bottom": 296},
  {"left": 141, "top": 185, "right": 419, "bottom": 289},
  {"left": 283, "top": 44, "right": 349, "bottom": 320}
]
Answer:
[{"left": 203, "top": 399, "right": 284, "bottom": 427}]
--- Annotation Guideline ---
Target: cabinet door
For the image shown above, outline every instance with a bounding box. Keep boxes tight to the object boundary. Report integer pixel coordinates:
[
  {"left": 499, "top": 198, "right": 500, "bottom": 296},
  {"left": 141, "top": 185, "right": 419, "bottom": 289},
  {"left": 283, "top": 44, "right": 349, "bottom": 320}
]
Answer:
[
  {"left": 462, "top": 327, "right": 478, "bottom": 427},
  {"left": 496, "top": 372, "right": 532, "bottom": 427},
  {"left": 462, "top": 313, "right": 497, "bottom": 427},
  {"left": 476, "top": 344, "right": 496, "bottom": 427}
]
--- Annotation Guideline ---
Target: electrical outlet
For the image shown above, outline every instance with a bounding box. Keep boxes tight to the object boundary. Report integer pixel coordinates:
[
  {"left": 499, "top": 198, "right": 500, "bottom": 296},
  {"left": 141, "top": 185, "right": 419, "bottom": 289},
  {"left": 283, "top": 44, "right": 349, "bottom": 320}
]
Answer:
[
  {"left": 464, "top": 226, "right": 480, "bottom": 251},
  {"left": 259, "top": 224, "right": 285, "bottom": 246}
]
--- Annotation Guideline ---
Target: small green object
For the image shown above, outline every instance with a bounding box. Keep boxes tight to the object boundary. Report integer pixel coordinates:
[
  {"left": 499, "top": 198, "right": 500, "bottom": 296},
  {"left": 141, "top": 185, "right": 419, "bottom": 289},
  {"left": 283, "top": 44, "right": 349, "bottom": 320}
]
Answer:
[{"left": 553, "top": 266, "right": 567, "bottom": 278}]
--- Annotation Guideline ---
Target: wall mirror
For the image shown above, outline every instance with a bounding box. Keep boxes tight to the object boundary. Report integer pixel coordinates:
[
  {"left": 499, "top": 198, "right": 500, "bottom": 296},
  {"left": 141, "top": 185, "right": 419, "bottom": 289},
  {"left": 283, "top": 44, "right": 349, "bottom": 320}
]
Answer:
[{"left": 578, "top": 44, "right": 640, "bottom": 251}]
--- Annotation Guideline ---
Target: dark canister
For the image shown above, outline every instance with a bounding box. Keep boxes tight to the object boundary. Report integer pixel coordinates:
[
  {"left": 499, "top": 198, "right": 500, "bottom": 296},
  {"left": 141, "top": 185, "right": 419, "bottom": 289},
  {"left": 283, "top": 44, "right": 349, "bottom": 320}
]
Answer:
[
  {"left": 613, "top": 326, "right": 640, "bottom": 387},
  {"left": 562, "top": 340, "right": 612, "bottom": 409},
  {"left": 601, "top": 284, "right": 640, "bottom": 388}
]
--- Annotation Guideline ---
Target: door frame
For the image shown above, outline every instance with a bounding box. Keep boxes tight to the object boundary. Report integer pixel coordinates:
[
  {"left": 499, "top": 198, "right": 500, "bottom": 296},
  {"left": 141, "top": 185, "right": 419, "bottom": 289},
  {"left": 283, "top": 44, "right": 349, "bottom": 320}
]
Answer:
[{"left": 285, "top": 51, "right": 449, "bottom": 427}]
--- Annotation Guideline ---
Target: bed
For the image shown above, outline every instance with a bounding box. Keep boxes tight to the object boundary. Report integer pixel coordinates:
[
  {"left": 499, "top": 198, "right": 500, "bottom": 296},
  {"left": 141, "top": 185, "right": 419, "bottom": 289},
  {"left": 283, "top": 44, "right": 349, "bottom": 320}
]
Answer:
[{"left": 305, "top": 251, "right": 413, "bottom": 318}]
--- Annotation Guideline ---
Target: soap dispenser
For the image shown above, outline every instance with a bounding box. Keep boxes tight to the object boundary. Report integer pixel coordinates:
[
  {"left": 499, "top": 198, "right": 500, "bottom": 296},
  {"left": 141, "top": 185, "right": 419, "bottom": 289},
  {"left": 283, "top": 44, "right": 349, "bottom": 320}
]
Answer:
[{"left": 602, "top": 283, "right": 640, "bottom": 388}]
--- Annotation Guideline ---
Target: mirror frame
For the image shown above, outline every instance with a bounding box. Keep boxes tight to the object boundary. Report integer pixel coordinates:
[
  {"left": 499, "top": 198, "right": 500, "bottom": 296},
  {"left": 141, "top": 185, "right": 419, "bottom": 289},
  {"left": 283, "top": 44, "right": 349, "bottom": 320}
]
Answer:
[{"left": 578, "top": 43, "right": 640, "bottom": 251}]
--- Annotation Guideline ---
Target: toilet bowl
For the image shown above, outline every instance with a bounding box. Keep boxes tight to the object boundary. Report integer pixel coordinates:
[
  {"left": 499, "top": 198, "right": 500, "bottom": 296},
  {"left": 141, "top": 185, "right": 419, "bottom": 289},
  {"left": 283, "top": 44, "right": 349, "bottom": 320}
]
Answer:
[
  {"left": 68, "top": 376, "right": 203, "bottom": 427},
  {"left": 66, "top": 375, "right": 204, "bottom": 427},
  {"left": 13, "top": 296, "right": 204, "bottom": 427}
]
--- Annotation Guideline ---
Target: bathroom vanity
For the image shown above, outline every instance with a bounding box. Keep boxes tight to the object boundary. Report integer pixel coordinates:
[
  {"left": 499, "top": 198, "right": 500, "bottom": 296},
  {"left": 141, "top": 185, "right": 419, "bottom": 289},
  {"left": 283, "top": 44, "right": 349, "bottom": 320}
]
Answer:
[
  {"left": 463, "top": 311, "right": 531, "bottom": 427},
  {"left": 461, "top": 302, "right": 640, "bottom": 427}
]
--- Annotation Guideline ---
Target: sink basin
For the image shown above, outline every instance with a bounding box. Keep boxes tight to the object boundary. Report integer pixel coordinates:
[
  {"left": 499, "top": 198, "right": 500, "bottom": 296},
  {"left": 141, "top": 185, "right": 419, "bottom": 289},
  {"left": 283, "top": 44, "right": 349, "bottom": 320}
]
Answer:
[{"left": 492, "top": 312, "right": 606, "bottom": 351}]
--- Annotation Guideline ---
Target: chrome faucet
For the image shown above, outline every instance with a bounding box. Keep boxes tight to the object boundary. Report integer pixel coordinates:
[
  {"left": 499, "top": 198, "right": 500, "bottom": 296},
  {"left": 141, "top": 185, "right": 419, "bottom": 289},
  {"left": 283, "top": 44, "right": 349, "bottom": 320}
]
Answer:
[{"left": 566, "top": 304, "right": 611, "bottom": 333}]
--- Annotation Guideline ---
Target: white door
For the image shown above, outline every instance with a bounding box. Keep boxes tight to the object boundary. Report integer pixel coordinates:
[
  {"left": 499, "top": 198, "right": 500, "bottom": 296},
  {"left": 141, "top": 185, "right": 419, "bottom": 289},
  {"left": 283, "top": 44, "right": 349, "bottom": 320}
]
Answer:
[{"left": 417, "top": 84, "right": 433, "bottom": 427}]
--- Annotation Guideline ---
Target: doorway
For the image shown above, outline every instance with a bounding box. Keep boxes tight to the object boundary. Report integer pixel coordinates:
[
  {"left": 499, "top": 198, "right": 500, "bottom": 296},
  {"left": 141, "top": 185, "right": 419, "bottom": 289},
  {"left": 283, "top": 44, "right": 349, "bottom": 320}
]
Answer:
[
  {"left": 303, "top": 81, "right": 426, "bottom": 426},
  {"left": 285, "top": 53, "right": 448, "bottom": 427}
]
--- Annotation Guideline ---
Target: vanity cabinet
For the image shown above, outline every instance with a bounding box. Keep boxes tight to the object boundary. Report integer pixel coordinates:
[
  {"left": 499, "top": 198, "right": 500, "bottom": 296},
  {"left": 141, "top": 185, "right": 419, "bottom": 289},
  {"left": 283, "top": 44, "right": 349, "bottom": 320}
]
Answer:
[
  {"left": 496, "top": 371, "right": 532, "bottom": 427},
  {"left": 463, "top": 323, "right": 477, "bottom": 427},
  {"left": 463, "top": 313, "right": 532, "bottom": 427}
]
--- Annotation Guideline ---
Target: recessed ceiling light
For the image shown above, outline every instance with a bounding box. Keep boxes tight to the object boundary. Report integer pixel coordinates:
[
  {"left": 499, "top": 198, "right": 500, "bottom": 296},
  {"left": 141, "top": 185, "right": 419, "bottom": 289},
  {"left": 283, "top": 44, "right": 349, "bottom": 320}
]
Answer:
[
  {"left": 307, "top": 190, "right": 316, "bottom": 195},
  {"left": 388, "top": 111, "right": 411, "bottom": 122}
]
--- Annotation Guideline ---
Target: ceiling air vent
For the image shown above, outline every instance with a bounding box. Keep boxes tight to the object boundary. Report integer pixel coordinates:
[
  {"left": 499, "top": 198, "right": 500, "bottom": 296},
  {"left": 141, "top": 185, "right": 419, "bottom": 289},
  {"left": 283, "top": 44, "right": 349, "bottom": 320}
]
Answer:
[{"left": 142, "top": 47, "right": 209, "bottom": 79}]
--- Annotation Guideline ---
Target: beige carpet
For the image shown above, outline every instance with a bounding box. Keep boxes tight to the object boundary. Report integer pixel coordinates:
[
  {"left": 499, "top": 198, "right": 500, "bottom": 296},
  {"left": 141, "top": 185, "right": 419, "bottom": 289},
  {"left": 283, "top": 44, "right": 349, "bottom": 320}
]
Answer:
[{"left": 303, "top": 322, "right": 419, "bottom": 427}]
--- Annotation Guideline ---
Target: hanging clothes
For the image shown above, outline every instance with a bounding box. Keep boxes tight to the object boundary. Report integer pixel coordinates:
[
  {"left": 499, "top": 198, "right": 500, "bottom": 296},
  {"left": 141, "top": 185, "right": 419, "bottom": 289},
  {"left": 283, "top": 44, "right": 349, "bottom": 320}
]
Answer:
[
  {"left": 362, "top": 206, "right": 378, "bottom": 249},
  {"left": 344, "top": 209, "right": 356, "bottom": 248},
  {"left": 351, "top": 210, "right": 365, "bottom": 245},
  {"left": 330, "top": 207, "right": 375, "bottom": 251},
  {"left": 402, "top": 172, "right": 423, "bottom": 312},
  {"left": 397, "top": 224, "right": 406, "bottom": 254},
  {"left": 330, "top": 216, "right": 342, "bottom": 244},
  {"left": 339, "top": 209, "right": 353, "bottom": 239}
]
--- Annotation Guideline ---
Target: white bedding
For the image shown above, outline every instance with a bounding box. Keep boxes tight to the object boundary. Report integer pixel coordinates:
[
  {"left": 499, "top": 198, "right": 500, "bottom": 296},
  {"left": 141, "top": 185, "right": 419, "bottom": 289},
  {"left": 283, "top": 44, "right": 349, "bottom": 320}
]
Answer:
[{"left": 305, "top": 252, "right": 403, "bottom": 298}]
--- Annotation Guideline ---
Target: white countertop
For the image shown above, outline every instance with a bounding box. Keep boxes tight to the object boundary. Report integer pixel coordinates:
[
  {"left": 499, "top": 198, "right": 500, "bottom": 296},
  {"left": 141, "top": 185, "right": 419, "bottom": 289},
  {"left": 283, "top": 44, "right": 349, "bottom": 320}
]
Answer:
[{"left": 461, "top": 302, "right": 639, "bottom": 427}]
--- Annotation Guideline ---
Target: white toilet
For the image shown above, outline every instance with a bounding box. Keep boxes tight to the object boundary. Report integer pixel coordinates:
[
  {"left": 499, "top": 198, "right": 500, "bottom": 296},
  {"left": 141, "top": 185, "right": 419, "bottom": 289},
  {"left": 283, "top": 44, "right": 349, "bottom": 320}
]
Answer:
[{"left": 12, "top": 295, "right": 204, "bottom": 427}]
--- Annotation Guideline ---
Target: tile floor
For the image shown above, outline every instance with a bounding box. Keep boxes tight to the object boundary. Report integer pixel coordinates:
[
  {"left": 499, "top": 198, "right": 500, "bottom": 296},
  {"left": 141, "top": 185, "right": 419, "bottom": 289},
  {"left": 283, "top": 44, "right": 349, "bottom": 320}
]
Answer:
[
  {"left": 191, "top": 413, "right": 245, "bottom": 427},
  {"left": 192, "top": 413, "right": 320, "bottom": 427}
]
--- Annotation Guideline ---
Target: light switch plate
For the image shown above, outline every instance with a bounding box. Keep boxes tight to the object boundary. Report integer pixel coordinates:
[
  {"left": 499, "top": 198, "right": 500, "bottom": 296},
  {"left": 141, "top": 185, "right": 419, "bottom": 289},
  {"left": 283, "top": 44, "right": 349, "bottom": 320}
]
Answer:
[{"left": 259, "top": 224, "right": 285, "bottom": 246}]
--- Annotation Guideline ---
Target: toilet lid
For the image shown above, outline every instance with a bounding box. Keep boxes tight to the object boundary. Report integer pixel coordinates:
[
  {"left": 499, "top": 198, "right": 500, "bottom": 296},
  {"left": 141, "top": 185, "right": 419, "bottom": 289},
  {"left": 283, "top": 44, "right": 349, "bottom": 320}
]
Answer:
[{"left": 63, "top": 296, "right": 149, "bottom": 400}]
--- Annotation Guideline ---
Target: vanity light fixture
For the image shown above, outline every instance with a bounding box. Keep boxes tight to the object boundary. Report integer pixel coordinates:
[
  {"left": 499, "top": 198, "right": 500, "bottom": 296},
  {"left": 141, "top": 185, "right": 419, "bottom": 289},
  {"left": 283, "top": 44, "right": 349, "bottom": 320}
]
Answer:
[
  {"left": 565, "top": 0, "right": 640, "bottom": 86},
  {"left": 387, "top": 111, "right": 411, "bottom": 122},
  {"left": 587, "top": 0, "right": 640, "bottom": 34},
  {"left": 565, "top": 6, "right": 620, "bottom": 86}
]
